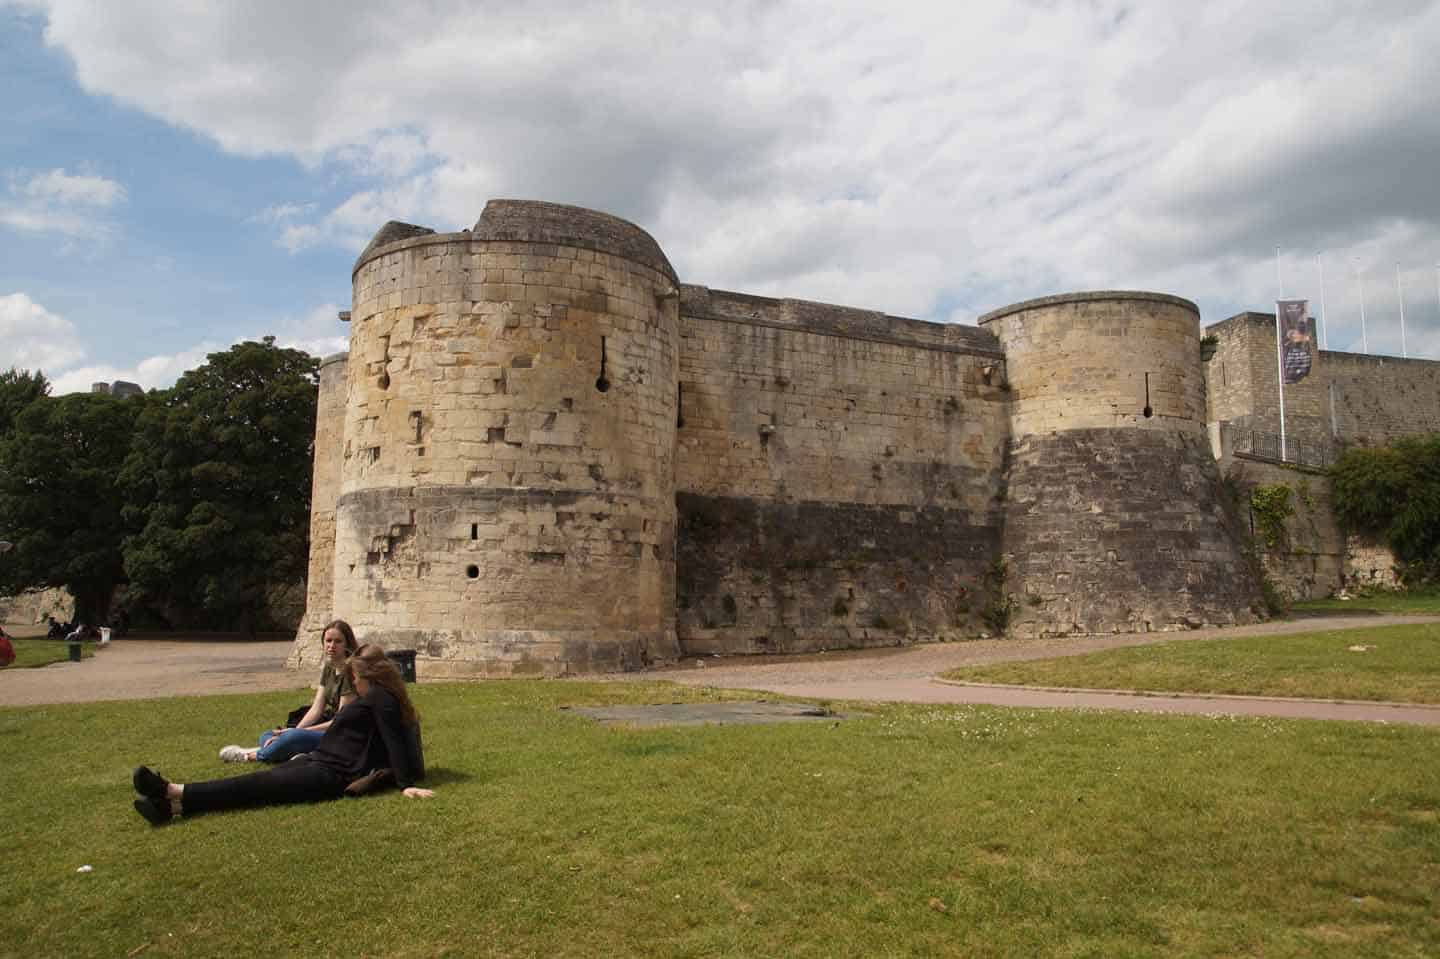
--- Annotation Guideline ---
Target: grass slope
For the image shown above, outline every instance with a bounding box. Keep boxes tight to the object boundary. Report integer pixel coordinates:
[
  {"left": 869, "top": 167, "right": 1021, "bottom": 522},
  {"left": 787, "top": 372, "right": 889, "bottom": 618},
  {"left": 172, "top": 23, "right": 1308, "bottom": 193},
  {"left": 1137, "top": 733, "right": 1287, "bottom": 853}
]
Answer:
[
  {"left": 2, "top": 638, "right": 95, "bottom": 669},
  {"left": 4, "top": 681, "right": 1439, "bottom": 958},
  {"left": 941, "top": 624, "right": 1440, "bottom": 703},
  {"left": 1294, "top": 592, "right": 1440, "bottom": 615}
]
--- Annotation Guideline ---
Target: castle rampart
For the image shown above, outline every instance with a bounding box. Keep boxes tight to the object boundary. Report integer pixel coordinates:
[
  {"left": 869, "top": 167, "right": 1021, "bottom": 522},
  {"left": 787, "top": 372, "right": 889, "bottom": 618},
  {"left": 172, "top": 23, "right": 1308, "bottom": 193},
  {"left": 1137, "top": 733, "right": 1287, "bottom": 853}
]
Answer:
[
  {"left": 674, "top": 287, "right": 1010, "bottom": 653},
  {"left": 322, "top": 200, "right": 682, "bottom": 677},
  {"left": 289, "top": 351, "right": 349, "bottom": 669},
  {"left": 980, "top": 294, "right": 1261, "bottom": 636},
  {"left": 292, "top": 199, "right": 1279, "bottom": 673}
]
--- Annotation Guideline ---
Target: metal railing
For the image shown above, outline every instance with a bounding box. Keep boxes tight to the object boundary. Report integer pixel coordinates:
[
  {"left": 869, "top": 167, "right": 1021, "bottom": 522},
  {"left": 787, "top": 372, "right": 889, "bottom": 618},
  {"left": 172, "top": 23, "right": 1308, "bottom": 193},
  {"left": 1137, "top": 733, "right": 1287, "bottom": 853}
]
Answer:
[{"left": 1221, "top": 423, "right": 1335, "bottom": 468}]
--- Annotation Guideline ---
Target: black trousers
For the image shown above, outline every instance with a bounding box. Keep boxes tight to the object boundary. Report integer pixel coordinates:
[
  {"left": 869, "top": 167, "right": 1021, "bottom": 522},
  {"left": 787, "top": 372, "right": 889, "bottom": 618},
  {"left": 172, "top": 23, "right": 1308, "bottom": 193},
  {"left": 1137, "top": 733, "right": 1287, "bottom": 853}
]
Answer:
[{"left": 181, "top": 760, "right": 348, "bottom": 815}]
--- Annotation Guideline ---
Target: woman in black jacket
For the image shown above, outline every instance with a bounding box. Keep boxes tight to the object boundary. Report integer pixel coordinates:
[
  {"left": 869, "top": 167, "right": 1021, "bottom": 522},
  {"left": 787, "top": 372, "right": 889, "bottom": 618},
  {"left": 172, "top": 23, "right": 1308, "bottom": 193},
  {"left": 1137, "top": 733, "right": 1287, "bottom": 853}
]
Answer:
[{"left": 132, "top": 644, "right": 430, "bottom": 825}]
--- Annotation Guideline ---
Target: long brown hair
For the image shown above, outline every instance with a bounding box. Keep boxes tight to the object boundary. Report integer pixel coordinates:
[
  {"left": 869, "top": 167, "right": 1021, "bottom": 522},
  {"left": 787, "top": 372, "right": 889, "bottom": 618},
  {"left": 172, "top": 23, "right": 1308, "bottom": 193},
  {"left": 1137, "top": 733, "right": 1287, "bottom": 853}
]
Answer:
[
  {"left": 348, "top": 644, "right": 418, "bottom": 725},
  {"left": 322, "top": 619, "right": 359, "bottom": 656}
]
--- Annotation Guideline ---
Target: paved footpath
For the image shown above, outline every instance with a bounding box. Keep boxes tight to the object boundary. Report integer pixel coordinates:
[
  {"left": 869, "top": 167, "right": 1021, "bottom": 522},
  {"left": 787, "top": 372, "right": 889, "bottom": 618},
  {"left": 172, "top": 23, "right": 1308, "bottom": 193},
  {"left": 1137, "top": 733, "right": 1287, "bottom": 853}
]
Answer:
[
  {"left": 5, "top": 614, "right": 1440, "bottom": 724},
  {"left": 622, "top": 613, "right": 1440, "bottom": 726},
  {"left": 0, "top": 638, "right": 301, "bottom": 707}
]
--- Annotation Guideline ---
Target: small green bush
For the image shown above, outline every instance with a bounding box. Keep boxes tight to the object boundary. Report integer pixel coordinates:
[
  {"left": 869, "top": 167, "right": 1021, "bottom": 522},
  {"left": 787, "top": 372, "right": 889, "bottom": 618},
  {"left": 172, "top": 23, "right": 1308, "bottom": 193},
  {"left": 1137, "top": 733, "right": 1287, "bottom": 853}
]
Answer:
[
  {"left": 1250, "top": 483, "right": 1294, "bottom": 549},
  {"left": 1331, "top": 434, "right": 1440, "bottom": 580}
]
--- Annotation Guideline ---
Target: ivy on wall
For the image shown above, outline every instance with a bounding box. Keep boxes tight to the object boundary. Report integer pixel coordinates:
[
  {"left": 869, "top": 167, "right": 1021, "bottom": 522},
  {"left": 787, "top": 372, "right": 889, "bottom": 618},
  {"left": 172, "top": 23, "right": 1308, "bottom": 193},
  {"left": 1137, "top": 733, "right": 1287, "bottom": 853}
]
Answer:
[{"left": 1250, "top": 483, "right": 1295, "bottom": 549}]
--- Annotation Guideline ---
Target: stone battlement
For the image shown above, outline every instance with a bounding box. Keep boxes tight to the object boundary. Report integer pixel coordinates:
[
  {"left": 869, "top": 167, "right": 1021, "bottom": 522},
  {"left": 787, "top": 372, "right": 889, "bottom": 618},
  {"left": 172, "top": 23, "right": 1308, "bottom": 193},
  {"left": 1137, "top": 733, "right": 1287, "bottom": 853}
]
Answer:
[{"left": 292, "top": 199, "right": 1283, "bottom": 675}]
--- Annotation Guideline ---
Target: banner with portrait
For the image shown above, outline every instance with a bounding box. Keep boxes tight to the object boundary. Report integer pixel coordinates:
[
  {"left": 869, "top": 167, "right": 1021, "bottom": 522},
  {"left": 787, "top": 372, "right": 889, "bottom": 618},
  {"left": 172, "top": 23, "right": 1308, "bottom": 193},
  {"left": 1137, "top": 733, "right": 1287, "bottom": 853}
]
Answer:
[{"left": 1277, "top": 298, "right": 1314, "bottom": 384}]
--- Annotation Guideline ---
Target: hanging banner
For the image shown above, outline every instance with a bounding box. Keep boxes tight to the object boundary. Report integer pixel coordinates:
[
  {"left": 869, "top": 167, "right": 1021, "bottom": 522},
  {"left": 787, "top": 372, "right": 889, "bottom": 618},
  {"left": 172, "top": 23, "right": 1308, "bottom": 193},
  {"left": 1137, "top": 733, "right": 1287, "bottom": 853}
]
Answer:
[{"left": 1277, "top": 298, "right": 1314, "bottom": 384}]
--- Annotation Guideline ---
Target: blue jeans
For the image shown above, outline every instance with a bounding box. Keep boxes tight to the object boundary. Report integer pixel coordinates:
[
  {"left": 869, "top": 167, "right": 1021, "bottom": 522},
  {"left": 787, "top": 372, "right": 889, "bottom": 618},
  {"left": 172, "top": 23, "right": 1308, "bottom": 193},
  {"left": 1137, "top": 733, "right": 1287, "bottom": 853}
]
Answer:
[{"left": 256, "top": 727, "right": 326, "bottom": 763}]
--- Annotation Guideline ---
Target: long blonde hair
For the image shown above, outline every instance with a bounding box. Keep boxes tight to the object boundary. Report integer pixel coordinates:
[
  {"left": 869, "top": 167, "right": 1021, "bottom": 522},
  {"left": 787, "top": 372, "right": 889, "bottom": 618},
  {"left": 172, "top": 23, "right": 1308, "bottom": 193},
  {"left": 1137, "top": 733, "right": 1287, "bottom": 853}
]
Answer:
[{"left": 348, "top": 644, "right": 419, "bottom": 725}]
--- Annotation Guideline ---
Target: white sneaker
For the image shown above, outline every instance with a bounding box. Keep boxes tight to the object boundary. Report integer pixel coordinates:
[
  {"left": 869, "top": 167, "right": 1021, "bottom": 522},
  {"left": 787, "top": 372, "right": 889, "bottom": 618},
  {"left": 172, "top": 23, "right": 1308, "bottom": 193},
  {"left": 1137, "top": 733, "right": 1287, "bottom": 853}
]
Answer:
[{"left": 218, "top": 745, "right": 250, "bottom": 763}]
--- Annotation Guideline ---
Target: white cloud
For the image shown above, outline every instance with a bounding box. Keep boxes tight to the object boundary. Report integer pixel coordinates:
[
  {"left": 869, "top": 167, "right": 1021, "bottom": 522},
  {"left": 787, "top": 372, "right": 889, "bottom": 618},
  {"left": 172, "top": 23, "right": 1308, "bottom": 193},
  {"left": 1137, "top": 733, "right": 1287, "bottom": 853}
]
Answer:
[
  {"left": 0, "top": 292, "right": 85, "bottom": 369},
  {"left": 19, "top": 0, "right": 1440, "bottom": 358},
  {"left": 48, "top": 346, "right": 217, "bottom": 396},
  {"left": 266, "top": 302, "right": 349, "bottom": 359},
  {"left": 1, "top": 167, "right": 126, "bottom": 238},
  {"left": 33, "top": 298, "right": 349, "bottom": 395},
  {"left": 17, "top": 168, "right": 125, "bottom": 206},
  {"left": 251, "top": 201, "right": 317, "bottom": 224}
]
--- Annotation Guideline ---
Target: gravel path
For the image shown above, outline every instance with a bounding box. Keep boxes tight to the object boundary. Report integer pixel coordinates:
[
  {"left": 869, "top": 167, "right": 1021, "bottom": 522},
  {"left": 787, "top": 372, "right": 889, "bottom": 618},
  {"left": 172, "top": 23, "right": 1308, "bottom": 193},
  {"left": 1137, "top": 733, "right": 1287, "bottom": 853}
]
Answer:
[
  {"left": 5, "top": 613, "right": 1439, "bottom": 725},
  {"left": 615, "top": 612, "right": 1440, "bottom": 725},
  {"left": 0, "top": 638, "right": 302, "bottom": 706}
]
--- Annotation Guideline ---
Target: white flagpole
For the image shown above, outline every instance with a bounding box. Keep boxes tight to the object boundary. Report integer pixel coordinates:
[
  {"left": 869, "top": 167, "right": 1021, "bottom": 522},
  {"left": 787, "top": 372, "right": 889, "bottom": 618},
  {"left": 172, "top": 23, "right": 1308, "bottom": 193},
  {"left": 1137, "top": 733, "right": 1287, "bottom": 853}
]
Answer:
[
  {"left": 1356, "top": 258, "right": 1369, "bottom": 353},
  {"left": 1397, "top": 263, "right": 1408, "bottom": 358},
  {"left": 1275, "top": 247, "right": 1287, "bottom": 461},
  {"left": 1317, "top": 252, "right": 1328, "bottom": 350}
]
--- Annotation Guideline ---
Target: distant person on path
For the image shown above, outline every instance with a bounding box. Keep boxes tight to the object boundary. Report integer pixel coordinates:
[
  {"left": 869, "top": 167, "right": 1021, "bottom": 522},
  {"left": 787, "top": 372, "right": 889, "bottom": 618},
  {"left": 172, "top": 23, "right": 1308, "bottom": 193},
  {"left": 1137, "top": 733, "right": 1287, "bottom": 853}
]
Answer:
[
  {"left": 218, "top": 619, "right": 358, "bottom": 763},
  {"left": 132, "top": 644, "right": 431, "bottom": 825}
]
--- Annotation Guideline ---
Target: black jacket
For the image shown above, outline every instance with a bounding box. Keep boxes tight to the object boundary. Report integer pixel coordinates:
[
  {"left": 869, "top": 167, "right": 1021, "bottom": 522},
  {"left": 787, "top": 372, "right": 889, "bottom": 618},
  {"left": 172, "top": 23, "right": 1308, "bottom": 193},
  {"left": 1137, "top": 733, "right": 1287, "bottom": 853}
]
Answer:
[{"left": 309, "top": 686, "right": 425, "bottom": 788}]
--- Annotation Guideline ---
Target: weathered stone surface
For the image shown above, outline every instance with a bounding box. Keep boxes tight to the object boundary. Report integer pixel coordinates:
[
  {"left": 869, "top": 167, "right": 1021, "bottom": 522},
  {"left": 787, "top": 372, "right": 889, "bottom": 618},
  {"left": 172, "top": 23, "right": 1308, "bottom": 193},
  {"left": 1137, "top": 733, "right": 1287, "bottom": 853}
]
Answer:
[
  {"left": 294, "top": 200, "right": 1404, "bottom": 676},
  {"left": 983, "top": 293, "right": 1264, "bottom": 636},
  {"left": 322, "top": 201, "right": 680, "bottom": 675},
  {"left": 290, "top": 351, "right": 349, "bottom": 668},
  {"left": 676, "top": 493, "right": 1000, "bottom": 654},
  {"left": 1002, "top": 429, "right": 1262, "bottom": 636}
]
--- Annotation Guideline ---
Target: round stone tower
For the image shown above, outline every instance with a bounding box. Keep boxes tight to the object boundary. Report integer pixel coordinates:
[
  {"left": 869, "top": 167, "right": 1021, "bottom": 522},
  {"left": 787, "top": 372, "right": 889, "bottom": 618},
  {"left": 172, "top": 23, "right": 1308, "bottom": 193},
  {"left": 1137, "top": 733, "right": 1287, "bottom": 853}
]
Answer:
[
  {"left": 978, "top": 292, "right": 1261, "bottom": 636},
  {"left": 331, "top": 200, "right": 681, "bottom": 676},
  {"left": 289, "top": 351, "right": 349, "bottom": 669}
]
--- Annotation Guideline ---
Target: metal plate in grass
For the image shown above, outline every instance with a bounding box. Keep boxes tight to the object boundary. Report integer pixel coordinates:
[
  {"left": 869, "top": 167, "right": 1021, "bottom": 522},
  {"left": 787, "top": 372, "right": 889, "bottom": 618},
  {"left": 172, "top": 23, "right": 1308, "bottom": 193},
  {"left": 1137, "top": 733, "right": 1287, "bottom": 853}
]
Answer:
[{"left": 565, "top": 701, "right": 861, "bottom": 727}]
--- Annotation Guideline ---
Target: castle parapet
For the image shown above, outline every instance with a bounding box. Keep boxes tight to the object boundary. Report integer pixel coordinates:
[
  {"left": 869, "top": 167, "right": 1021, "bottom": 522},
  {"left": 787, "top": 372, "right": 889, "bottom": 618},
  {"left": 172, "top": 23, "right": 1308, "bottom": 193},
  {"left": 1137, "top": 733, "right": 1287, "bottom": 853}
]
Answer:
[
  {"left": 982, "top": 292, "right": 1261, "bottom": 636},
  {"left": 333, "top": 200, "right": 681, "bottom": 676}
]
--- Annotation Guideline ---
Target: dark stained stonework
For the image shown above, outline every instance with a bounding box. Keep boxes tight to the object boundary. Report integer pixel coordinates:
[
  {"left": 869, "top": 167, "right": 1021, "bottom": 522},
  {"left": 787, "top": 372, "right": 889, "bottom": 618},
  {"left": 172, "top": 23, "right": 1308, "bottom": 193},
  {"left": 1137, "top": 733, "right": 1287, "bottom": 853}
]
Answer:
[
  {"left": 676, "top": 493, "right": 1002, "bottom": 655},
  {"left": 1002, "top": 428, "right": 1262, "bottom": 636}
]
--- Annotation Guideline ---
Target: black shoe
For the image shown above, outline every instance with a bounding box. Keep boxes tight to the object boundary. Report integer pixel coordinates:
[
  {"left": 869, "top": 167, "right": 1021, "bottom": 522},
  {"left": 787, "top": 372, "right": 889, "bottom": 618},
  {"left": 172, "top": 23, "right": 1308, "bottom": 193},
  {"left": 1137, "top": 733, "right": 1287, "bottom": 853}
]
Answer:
[
  {"left": 133, "top": 796, "right": 173, "bottom": 826},
  {"left": 132, "top": 766, "right": 168, "bottom": 801}
]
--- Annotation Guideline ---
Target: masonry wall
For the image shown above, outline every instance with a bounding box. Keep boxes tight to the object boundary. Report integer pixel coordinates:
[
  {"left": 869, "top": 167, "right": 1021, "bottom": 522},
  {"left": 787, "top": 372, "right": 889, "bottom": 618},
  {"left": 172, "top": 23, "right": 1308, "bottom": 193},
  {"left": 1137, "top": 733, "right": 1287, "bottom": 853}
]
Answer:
[
  {"left": 1223, "top": 456, "right": 1344, "bottom": 600},
  {"left": 673, "top": 287, "right": 1009, "bottom": 653},
  {"left": 330, "top": 201, "right": 681, "bottom": 677},
  {"left": 1206, "top": 312, "right": 1440, "bottom": 453},
  {"left": 290, "top": 352, "right": 349, "bottom": 668},
  {"left": 982, "top": 293, "right": 1262, "bottom": 636}
]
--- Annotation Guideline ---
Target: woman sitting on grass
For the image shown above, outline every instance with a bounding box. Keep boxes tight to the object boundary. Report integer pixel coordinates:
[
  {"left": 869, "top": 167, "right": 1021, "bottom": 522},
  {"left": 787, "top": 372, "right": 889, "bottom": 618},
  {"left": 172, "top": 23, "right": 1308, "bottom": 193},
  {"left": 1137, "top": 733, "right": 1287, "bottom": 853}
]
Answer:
[
  {"left": 218, "top": 619, "right": 359, "bottom": 764},
  {"left": 132, "top": 644, "right": 432, "bottom": 825}
]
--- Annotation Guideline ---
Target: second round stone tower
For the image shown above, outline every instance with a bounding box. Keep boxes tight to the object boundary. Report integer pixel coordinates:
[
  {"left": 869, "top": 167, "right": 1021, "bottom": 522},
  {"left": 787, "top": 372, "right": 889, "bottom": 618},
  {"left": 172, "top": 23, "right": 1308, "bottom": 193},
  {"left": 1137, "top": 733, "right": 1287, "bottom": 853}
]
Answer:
[
  {"left": 334, "top": 200, "right": 681, "bottom": 676},
  {"left": 979, "top": 292, "right": 1262, "bottom": 636}
]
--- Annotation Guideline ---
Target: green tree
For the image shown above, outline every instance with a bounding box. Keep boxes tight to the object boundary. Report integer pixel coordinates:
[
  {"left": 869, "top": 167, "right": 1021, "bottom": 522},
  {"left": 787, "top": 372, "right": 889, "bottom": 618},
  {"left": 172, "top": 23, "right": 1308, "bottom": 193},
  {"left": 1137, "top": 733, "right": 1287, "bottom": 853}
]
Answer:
[
  {"left": 1331, "top": 434, "right": 1440, "bottom": 577},
  {"left": 0, "top": 390, "right": 143, "bottom": 623},
  {"left": 0, "top": 368, "right": 50, "bottom": 437},
  {"left": 121, "top": 338, "right": 319, "bottom": 633}
]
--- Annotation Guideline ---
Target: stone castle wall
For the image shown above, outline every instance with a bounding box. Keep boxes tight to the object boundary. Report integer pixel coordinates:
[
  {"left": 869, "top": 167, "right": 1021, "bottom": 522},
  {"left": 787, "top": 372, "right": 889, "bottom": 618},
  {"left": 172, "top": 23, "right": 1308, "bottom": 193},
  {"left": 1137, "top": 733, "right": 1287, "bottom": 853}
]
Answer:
[
  {"left": 289, "top": 351, "right": 349, "bottom": 669},
  {"left": 291, "top": 200, "right": 1298, "bottom": 673},
  {"left": 1203, "top": 311, "right": 1440, "bottom": 598},
  {"left": 981, "top": 294, "right": 1262, "bottom": 636},
  {"left": 673, "top": 287, "right": 1010, "bottom": 653},
  {"left": 1206, "top": 312, "right": 1440, "bottom": 452},
  {"left": 1222, "top": 456, "right": 1344, "bottom": 601},
  {"left": 330, "top": 200, "right": 681, "bottom": 677}
]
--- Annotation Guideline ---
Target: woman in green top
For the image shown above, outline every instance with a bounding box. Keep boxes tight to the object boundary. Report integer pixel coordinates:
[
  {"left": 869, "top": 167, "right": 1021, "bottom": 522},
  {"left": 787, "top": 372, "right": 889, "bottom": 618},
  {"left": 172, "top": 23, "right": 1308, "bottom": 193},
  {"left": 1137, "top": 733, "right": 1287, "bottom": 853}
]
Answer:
[{"left": 218, "top": 619, "right": 359, "bottom": 763}]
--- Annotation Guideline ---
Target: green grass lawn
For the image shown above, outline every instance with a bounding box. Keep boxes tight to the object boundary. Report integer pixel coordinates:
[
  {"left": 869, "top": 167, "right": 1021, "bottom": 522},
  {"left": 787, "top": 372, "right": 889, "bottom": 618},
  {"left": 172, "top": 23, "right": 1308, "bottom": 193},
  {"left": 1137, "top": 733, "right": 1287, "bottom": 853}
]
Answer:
[
  {"left": 2, "top": 638, "right": 95, "bottom": 669},
  {"left": 941, "top": 624, "right": 1440, "bottom": 704},
  {"left": 1294, "top": 590, "right": 1440, "bottom": 615},
  {"left": 5, "top": 681, "right": 1440, "bottom": 958}
]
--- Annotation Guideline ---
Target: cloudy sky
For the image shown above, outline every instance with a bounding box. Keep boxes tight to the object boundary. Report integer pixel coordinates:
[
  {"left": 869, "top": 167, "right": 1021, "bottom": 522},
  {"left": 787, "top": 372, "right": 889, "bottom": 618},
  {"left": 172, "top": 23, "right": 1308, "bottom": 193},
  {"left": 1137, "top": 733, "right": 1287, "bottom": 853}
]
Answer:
[{"left": 5, "top": 0, "right": 1440, "bottom": 393}]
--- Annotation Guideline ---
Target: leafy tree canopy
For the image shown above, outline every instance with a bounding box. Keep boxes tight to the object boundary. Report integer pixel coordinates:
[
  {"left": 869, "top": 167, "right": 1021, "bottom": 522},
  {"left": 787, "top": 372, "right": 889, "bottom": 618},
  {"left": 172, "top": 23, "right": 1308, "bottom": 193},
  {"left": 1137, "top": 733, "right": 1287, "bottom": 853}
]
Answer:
[
  {"left": 0, "top": 368, "right": 51, "bottom": 438},
  {"left": 0, "top": 389, "right": 142, "bottom": 623},
  {"left": 120, "top": 338, "right": 319, "bottom": 632},
  {"left": 1331, "top": 434, "right": 1440, "bottom": 577}
]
